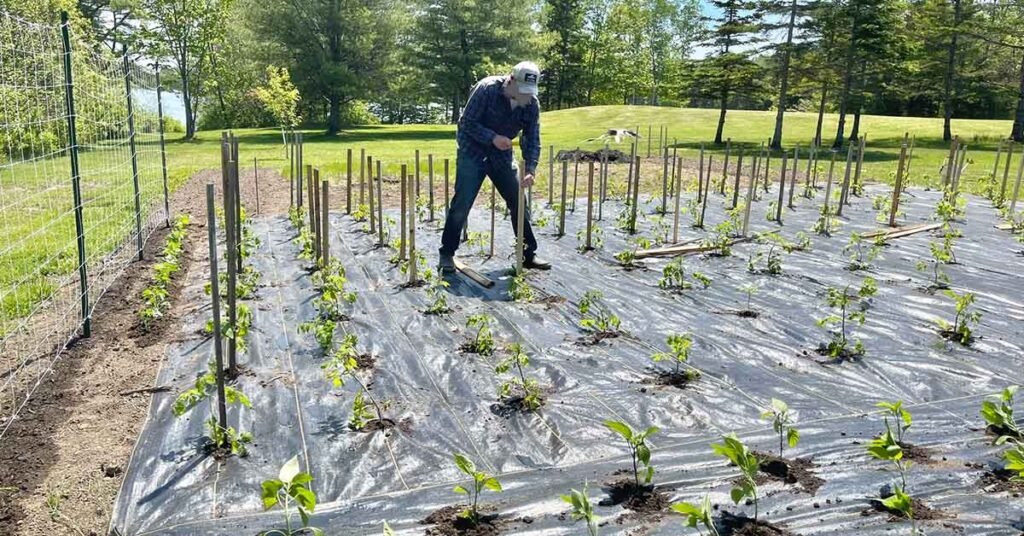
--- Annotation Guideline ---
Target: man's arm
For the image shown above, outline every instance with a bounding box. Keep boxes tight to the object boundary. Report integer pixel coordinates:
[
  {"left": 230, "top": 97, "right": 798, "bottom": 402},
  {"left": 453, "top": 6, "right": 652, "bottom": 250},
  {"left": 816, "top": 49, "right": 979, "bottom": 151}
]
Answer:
[
  {"left": 460, "top": 82, "right": 498, "bottom": 146},
  {"left": 520, "top": 103, "right": 541, "bottom": 173}
]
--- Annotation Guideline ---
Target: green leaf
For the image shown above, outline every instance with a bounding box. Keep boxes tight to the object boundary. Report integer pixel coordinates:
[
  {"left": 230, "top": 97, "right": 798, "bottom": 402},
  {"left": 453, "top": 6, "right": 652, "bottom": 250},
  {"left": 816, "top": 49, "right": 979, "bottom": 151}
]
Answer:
[
  {"left": 453, "top": 453, "right": 475, "bottom": 476},
  {"left": 604, "top": 420, "right": 633, "bottom": 441},
  {"left": 453, "top": 485, "right": 469, "bottom": 495},
  {"left": 483, "top": 477, "right": 503, "bottom": 492},
  {"left": 787, "top": 428, "right": 800, "bottom": 448},
  {"left": 279, "top": 455, "right": 301, "bottom": 484},
  {"left": 730, "top": 487, "right": 746, "bottom": 504},
  {"left": 294, "top": 486, "right": 317, "bottom": 512},
  {"left": 261, "top": 480, "right": 283, "bottom": 510}
]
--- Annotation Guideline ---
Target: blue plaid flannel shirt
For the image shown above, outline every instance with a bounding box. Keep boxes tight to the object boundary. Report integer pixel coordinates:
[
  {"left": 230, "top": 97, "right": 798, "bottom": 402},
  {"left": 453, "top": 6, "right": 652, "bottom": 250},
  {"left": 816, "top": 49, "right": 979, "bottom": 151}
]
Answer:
[{"left": 456, "top": 75, "right": 541, "bottom": 174}]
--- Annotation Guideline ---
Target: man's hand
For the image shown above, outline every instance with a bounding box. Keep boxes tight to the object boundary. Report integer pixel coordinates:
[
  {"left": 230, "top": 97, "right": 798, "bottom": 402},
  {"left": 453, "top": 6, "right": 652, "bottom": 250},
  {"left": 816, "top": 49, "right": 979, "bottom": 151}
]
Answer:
[
  {"left": 522, "top": 173, "right": 535, "bottom": 188},
  {"left": 492, "top": 135, "right": 513, "bottom": 151}
]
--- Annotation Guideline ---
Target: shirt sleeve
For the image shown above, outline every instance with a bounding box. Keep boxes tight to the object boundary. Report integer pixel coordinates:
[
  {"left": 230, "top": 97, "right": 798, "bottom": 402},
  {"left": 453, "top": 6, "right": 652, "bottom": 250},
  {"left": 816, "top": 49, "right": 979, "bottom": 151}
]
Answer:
[
  {"left": 520, "top": 102, "right": 541, "bottom": 173},
  {"left": 459, "top": 82, "right": 497, "bottom": 146}
]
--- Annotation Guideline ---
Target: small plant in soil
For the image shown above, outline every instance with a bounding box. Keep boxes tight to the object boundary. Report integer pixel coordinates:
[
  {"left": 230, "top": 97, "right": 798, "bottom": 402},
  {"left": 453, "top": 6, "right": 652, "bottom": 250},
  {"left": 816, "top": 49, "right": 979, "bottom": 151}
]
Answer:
[
  {"left": 351, "top": 203, "right": 371, "bottom": 222},
  {"left": 604, "top": 420, "right": 659, "bottom": 490},
  {"left": 295, "top": 227, "right": 316, "bottom": 260},
  {"left": 916, "top": 240, "right": 953, "bottom": 290},
  {"left": 311, "top": 260, "right": 357, "bottom": 320},
  {"left": 747, "top": 242, "right": 783, "bottom": 275},
  {"left": 139, "top": 214, "right": 189, "bottom": 331},
  {"left": 463, "top": 313, "right": 496, "bottom": 355},
  {"left": 615, "top": 236, "right": 651, "bottom": 269},
  {"left": 738, "top": 283, "right": 759, "bottom": 317},
  {"left": 399, "top": 249, "right": 427, "bottom": 281},
  {"left": 205, "top": 302, "right": 254, "bottom": 352},
  {"left": 761, "top": 398, "right": 799, "bottom": 458},
  {"left": 935, "top": 289, "right": 980, "bottom": 345},
  {"left": 298, "top": 316, "right": 336, "bottom": 353},
  {"left": 649, "top": 214, "right": 670, "bottom": 245},
  {"left": 712, "top": 434, "right": 761, "bottom": 521},
  {"left": 260, "top": 455, "right": 322, "bottom": 535},
  {"left": 843, "top": 232, "right": 883, "bottom": 271},
  {"left": 672, "top": 494, "right": 719, "bottom": 536},
  {"left": 816, "top": 276, "right": 877, "bottom": 359},
  {"left": 811, "top": 202, "right": 839, "bottom": 236},
  {"left": 652, "top": 333, "right": 699, "bottom": 382},
  {"left": 173, "top": 362, "right": 253, "bottom": 456},
  {"left": 561, "top": 482, "right": 599, "bottom": 536},
  {"left": 934, "top": 187, "right": 966, "bottom": 223},
  {"left": 423, "top": 268, "right": 451, "bottom": 315},
  {"left": 876, "top": 400, "right": 912, "bottom": 445},
  {"left": 703, "top": 213, "right": 739, "bottom": 256},
  {"left": 866, "top": 422, "right": 917, "bottom": 531},
  {"left": 579, "top": 290, "right": 622, "bottom": 338},
  {"left": 509, "top": 271, "right": 534, "bottom": 302},
  {"left": 576, "top": 225, "right": 604, "bottom": 252},
  {"left": 495, "top": 343, "right": 543, "bottom": 411},
  {"left": 659, "top": 258, "right": 710, "bottom": 291},
  {"left": 466, "top": 231, "right": 490, "bottom": 257},
  {"left": 288, "top": 206, "right": 306, "bottom": 230},
  {"left": 998, "top": 439, "right": 1024, "bottom": 482},
  {"left": 452, "top": 453, "right": 502, "bottom": 526},
  {"left": 981, "top": 386, "right": 1020, "bottom": 439},
  {"left": 616, "top": 201, "right": 642, "bottom": 233},
  {"left": 322, "top": 334, "right": 389, "bottom": 431}
]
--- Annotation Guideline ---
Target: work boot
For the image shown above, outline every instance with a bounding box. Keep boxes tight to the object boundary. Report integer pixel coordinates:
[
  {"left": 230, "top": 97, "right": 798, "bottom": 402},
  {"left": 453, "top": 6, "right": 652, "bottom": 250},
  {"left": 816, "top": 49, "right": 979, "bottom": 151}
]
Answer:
[
  {"left": 438, "top": 254, "right": 456, "bottom": 274},
  {"left": 524, "top": 255, "right": 552, "bottom": 270}
]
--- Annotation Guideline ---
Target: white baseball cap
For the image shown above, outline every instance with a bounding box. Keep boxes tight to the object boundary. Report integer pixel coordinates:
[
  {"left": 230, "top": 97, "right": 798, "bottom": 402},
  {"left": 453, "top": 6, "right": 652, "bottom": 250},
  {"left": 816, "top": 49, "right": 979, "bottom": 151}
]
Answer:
[{"left": 511, "top": 61, "right": 540, "bottom": 95}]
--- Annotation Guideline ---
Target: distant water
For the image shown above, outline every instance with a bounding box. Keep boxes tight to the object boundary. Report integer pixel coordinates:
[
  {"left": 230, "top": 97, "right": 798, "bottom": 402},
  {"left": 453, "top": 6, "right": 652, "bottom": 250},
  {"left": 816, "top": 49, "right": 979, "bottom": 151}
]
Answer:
[{"left": 132, "top": 88, "right": 187, "bottom": 125}]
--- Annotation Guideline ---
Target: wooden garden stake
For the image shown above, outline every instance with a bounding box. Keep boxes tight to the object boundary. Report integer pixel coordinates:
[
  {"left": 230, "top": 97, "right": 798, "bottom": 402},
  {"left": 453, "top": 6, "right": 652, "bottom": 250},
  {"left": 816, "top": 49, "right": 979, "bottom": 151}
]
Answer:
[
  {"left": 296, "top": 133, "right": 304, "bottom": 208},
  {"left": 823, "top": 151, "right": 837, "bottom": 215},
  {"left": 647, "top": 125, "right": 652, "bottom": 158},
  {"left": 306, "top": 164, "right": 315, "bottom": 239},
  {"left": 516, "top": 164, "right": 526, "bottom": 274},
  {"left": 944, "top": 136, "right": 959, "bottom": 189},
  {"left": 853, "top": 136, "right": 866, "bottom": 195},
  {"left": 428, "top": 154, "right": 435, "bottom": 221},
  {"left": 572, "top": 149, "right": 580, "bottom": 212},
  {"left": 630, "top": 155, "right": 641, "bottom": 234},
  {"left": 626, "top": 142, "right": 636, "bottom": 202},
  {"left": 376, "top": 160, "right": 384, "bottom": 247},
  {"left": 359, "top": 148, "right": 366, "bottom": 206},
  {"left": 672, "top": 155, "right": 682, "bottom": 243},
  {"left": 661, "top": 146, "right": 670, "bottom": 213},
  {"left": 732, "top": 148, "right": 744, "bottom": 210},
  {"left": 762, "top": 147, "right": 772, "bottom": 194},
  {"left": 889, "top": 142, "right": 908, "bottom": 227},
  {"left": 321, "top": 180, "right": 330, "bottom": 266},
  {"left": 346, "top": 148, "right": 352, "bottom": 213},
  {"left": 367, "top": 156, "right": 376, "bottom": 234},
  {"left": 559, "top": 159, "right": 568, "bottom": 237},
  {"left": 224, "top": 150, "right": 238, "bottom": 375},
  {"left": 1009, "top": 147, "right": 1024, "bottom": 214},
  {"left": 204, "top": 183, "right": 228, "bottom": 431},
  {"left": 599, "top": 143, "right": 608, "bottom": 220},
  {"left": 992, "top": 140, "right": 1004, "bottom": 182},
  {"left": 548, "top": 145, "right": 554, "bottom": 205},
  {"left": 952, "top": 145, "right": 967, "bottom": 195},
  {"left": 742, "top": 153, "right": 756, "bottom": 237},
  {"left": 408, "top": 165, "right": 417, "bottom": 285},
  {"left": 399, "top": 164, "right": 407, "bottom": 261},
  {"left": 444, "top": 159, "right": 450, "bottom": 216},
  {"left": 837, "top": 144, "right": 854, "bottom": 216},
  {"left": 752, "top": 148, "right": 762, "bottom": 201},
  {"left": 721, "top": 138, "right": 731, "bottom": 194},
  {"left": 288, "top": 134, "right": 294, "bottom": 207},
  {"left": 1002, "top": 141, "right": 1016, "bottom": 204},
  {"left": 804, "top": 143, "right": 814, "bottom": 195},
  {"left": 788, "top": 147, "right": 798, "bottom": 209},
  {"left": 698, "top": 155, "right": 711, "bottom": 228},
  {"left": 696, "top": 143, "right": 705, "bottom": 203},
  {"left": 585, "top": 161, "right": 594, "bottom": 250},
  {"left": 776, "top": 152, "right": 787, "bottom": 223},
  {"left": 415, "top": 149, "right": 421, "bottom": 200},
  {"left": 489, "top": 182, "right": 496, "bottom": 258},
  {"left": 313, "top": 168, "right": 322, "bottom": 260}
]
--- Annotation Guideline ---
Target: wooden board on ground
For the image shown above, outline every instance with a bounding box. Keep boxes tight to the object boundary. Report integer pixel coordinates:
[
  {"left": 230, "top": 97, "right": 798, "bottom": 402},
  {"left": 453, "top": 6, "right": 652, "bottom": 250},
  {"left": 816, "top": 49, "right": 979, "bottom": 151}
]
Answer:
[
  {"left": 862, "top": 222, "right": 943, "bottom": 241},
  {"left": 636, "top": 236, "right": 754, "bottom": 259},
  {"left": 454, "top": 259, "right": 495, "bottom": 288}
]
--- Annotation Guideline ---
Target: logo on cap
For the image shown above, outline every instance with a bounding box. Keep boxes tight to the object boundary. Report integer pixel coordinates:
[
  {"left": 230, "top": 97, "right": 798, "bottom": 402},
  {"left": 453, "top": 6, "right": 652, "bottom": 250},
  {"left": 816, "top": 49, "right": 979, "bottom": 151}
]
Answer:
[{"left": 524, "top": 73, "right": 537, "bottom": 84}]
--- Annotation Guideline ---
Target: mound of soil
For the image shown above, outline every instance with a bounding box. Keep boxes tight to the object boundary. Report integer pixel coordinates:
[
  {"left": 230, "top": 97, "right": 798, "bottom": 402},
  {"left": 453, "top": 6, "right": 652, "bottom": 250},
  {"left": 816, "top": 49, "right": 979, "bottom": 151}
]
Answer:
[
  {"left": 490, "top": 393, "right": 545, "bottom": 418},
  {"left": 753, "top": 451, "right": 825, "bottom": 494},
  {"left": 355, "top": 352, "right": 375, "bottom": 370},
  {"left": 598, "top": 477, "right": 670, "bottom": 514},
  {"left": 422, "top": 505, "right": 503, "bottom": 536},
  {"left": 556, "top": 148, "right": 630, "bottom": 163},
  {"left": 576, "top": 330, "right": 621, "bottom": 346},
  {"left": 718, "top": 511, "right": 797, "bottom": 536},
  {"left": 357, "top": 418, "right": 396, "bottom": 433},
  {"left": 813, "top": 344, "right": 863, "bottom": 362},
  {"left": 644, "top": 368, "right": 700, "bottom": 389},
  {"left": 863, "top": 492, "right": 949, "bottom": 522},
  {"left": 897, "top": 441, "right": 934, "bottom": 464},
  {"left": 977, "top": 467, "right": 1024, "bottom": 496}
]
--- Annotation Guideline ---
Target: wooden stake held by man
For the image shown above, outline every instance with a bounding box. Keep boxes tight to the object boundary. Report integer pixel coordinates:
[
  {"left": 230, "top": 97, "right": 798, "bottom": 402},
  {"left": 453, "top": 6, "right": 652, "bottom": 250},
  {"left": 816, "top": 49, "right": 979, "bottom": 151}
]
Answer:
[{"left": 516, "top": 164, "right": 526, "bottom": 274}]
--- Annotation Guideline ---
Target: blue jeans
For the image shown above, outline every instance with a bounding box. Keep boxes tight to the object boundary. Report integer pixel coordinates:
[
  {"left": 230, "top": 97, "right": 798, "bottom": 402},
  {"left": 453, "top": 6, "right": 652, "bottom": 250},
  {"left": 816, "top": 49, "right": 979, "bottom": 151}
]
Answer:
[{"left": 439, "top": 150, "right": 538, "bottom": 258}]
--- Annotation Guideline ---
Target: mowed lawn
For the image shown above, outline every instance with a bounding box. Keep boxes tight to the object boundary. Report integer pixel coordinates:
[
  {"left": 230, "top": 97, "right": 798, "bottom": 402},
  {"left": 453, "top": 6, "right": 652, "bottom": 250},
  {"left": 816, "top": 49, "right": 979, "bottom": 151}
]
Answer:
[{"left": 2, "top": 105, "right": 1018, "bottom": 336}]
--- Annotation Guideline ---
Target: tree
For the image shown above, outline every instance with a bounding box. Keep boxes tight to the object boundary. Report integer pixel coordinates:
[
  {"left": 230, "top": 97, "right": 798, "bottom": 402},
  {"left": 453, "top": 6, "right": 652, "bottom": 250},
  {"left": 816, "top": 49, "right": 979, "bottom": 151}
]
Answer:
[
  {"left": 766, "top": 0, "right": 802, "bottom": 149},
  {"left": 542, "top": 0, "right": 587, "bottom": 109},
  {"left": 140, "top": 0, "right": 232, "bottom": 139},
  {"left": 704, "top": 0, "right": 762, "bottom": 144},
  {"left": 253, "top": 65, "right": 300, "bottom": 145}
]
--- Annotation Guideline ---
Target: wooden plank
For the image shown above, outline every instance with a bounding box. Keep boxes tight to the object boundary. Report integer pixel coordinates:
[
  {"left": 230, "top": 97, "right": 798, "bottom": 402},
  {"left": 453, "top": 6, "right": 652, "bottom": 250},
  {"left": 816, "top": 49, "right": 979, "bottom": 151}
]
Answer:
[
  {"left": 636, "top": 236, "right": 755, "bottom": 259},
  {"left": 454, "top": 259, "right": 494, "bottom": 288},
  {"left": 862, "top": 222, "right": 942, "bottom": 241}
]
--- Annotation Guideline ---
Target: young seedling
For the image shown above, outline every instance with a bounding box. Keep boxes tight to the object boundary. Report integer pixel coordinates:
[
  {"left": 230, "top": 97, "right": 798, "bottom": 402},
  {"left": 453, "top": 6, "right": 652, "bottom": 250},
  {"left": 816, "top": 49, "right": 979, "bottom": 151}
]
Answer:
[
  {"left": 576, "top": 225, "right": 604, "bottom": 252},
  {"left": 747, "top": 243, "right": 783, "bottom": 275},
  {"left": 452, "top": 453, "right": 502, "bottom": 526},
  {"left": 464, "top": 313, "right": 496, "bottom": 355},
  {"left": 260, "top": 455, "right": 322, "bottom": 535},
  {"left": 495, "top": 343, "right": 543, "bottom": 411},
  {"left": 867, "top": 422, "right": 916, "bottom": 530},
  {"left": 843, "top": 232, "right": 883, "bottom": 271},
  {"left": 614, "top": 237, "right": 651, "bottom": 269},
  {"left": 173, "top": 362, "right": 253, "bottom": 456},
  {"left": 702, "top": 211, "right": 740, "bottom": 256},
  {"left": 738, "top": 283, "right": 759, "bottom": 317},
  {"left": 288, "top": 206, "right": 306, "bottom": 230},
  {"left": 811, "top": 202, "right": 839, "bottom": 236},
  {"left": 139, "top": 215, "right": 190, "bottom": 331},
  {"left": 659, "top": 257, "right": 711, "bottom": 292},
  {"left": 761, "top": 398, "right": 799, "bottom": 458},
  {"left": 423, "top": 268, "right": 451, "bottom": 315},
  {"left": 916, "top": 240, "right": 953, "bottom": 289},
  {"left": 999, "top": 439, "right": 1024, "bottom": 482},
  {"left": 579, "top": 290, "right": 622, "bottom": 338},
  {"left": 509, "top": 271, "right": 534, "bottom": 302},
  {"left": 311, "top": 260, "right": 357, "bottom": 321},
  {"left": 981, "top": 386, "right": 1020, "bottom": 439},
  {"left": 876, "top": 400, "right": 912, "bottom": 445},
  {"left": 934, "top": 187, "right": 965, "bottom": 223},
  {"left": 672, "top": 494, "right": 719, "bottom": 536},
  {"left": 817, "top": 277, "right": 877, "bottom": 359},
  {"left": 321, "top": 334, "right": 388, "bottom": 431},
  {"left": 467, "top": 231, "right": 491, "bottom": 257},
  {"left": 936, "top": 289, "right": 980, "bottom": 345},
  {"left": 652, "top": 333, "right": 699, "bottom": 381},
  {"left": 712, "top": 434, "right": 760, "bottom": 521},
  {"left": 604, "top": 420, "right": 659, "bottom": 491},
  {"left": 561, "top": 482, "right": 600, "bottom": 536}
]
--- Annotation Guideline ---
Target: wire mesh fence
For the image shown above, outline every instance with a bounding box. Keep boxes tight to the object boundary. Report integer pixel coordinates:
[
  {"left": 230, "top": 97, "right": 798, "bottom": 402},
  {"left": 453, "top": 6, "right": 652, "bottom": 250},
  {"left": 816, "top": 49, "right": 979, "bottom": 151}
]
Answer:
[{"left": 0, "top": 11, "right": 170, "bottom": 439}]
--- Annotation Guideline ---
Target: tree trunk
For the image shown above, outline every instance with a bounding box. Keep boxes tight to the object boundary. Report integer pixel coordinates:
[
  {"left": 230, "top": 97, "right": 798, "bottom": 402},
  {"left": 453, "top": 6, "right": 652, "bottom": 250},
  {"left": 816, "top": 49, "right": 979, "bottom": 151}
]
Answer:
[
  {"left": 327, "top": 0, "right": 342, "bottom": 135},
  {"left": 943, "top": 0, "right": 961, "bottom": 142},
  {"left": 849, "top": 66, "right": 866, "bottom": 143},
  {"left": 181, "top": 66, "right": 195, "bottom": 140},
  {"left": 451, "top": 92, "right": 461, "bottom": 124},
  {"left": 327, "top": 93, "right": 341, "bottom": 135},
  {"left": 771, "top": 0, "right": 798, "bottom": 150},
  {"left": 1013, "top": 53, "right": 1024, "bottom": 142},
  {"left": 715, "top": 87, "right": 728, "bottom": 145},
  {"left": 815, "top": 82, "right": 828, "bottom": 147},
  {"left": 833, "top": 7, "right": 859, "bottom": 149}
]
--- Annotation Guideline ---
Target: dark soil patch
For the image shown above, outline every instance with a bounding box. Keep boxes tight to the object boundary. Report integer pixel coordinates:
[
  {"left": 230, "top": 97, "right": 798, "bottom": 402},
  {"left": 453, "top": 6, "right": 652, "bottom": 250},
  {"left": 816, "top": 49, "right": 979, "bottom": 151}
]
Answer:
[
  {"left": 977, "top": 467, "right": 1024, "bottom": 495},
  {"left": 897, "top": 441, "right": 934, "bottom": 464},
  {"left": 357, "top": 418, "right": 396, "bottom": 433},
  {"left": 458, "top": 343, "right": 494, "bottom": 356},
  {"left": 938, "top": 328, "right": 974, "bottom": 346},
  {"left": 598, "top": 477, "right": 670, "bottom": 514},
  {"left": 556, "top": 148, "right": 629, "bottom": 163},
  {"left": 863, "top": 493, "right": 949, "bottom": 522},
  {"left": 813, "top": 344, "right": 863, "bottom": 362},
  {"left": 985, "top": 424, "right": 1023, "bottom": 441},
  {"left": 128, "top": 227, "right": 194, "bottom": 347},
  {"left": 422, "top": 505, "right": 503, "bottom": 536},
  {"left": 355, "top": 352, "right": 375, "bottom": 370},
  {"left": 643, "top": 368, "right": 700, "bottom": 389},
  {"left": 753, "top": 451, "right": 825, "bottom": 494},
  {"left": 718, "top": 512, "right": 797, "bottom": 536},
  {"left": 576, "top": 331, "right": 621, "bottom": 346},
  {"left": 490, "top": 392, "right": 545, "bottom": 418},
  {"left": 738, "top": 309, "right": 760, "bottom": 318}
]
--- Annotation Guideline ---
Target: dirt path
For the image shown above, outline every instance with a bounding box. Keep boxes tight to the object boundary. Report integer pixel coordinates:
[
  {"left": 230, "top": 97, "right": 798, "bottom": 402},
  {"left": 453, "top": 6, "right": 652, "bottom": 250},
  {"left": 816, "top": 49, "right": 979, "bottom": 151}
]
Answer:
[{"left": 0, "top": 168, "right": 289, "bottom": 536}]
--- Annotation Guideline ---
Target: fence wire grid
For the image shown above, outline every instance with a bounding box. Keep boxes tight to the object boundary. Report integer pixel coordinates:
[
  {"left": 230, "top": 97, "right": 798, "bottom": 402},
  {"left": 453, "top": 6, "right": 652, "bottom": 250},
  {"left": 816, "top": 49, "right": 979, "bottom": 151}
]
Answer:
[{"left": 0, "top": 11, "right": 170, "bottom": 439}]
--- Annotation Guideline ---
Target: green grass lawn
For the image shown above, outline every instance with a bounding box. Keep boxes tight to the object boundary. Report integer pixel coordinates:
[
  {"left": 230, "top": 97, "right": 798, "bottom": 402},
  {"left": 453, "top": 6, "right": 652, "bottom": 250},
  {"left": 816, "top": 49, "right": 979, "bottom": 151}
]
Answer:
[{"left": 3, "top": 105, "right": 1019, "bottom": 338}]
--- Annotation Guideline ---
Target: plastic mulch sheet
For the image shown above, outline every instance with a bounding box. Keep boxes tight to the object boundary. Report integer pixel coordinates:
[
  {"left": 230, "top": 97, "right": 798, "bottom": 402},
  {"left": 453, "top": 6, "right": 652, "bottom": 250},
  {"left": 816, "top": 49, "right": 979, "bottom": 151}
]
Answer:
[{"left": 111, "top": 182, "right": 1024, "bottom": 535}]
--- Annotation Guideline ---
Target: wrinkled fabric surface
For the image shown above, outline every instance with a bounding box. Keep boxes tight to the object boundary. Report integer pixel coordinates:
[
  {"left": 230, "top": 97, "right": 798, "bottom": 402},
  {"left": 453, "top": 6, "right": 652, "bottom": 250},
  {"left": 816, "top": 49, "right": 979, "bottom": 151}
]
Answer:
[{"left": 111, "top": 183, "right": 1024, "bottom": 535}]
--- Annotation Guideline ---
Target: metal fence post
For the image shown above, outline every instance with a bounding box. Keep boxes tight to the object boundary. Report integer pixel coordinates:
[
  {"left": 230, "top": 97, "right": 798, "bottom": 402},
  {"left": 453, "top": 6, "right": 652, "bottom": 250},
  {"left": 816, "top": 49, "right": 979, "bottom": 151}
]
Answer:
[
  {"left": 123, "top": 52, "right": 143, "bottom": 260},
  {"left": 60, "top": 11, "right": 90, "bottom": 338},
  {"left": 155, "top": 64, "right": 170, "bottom": 228}
]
